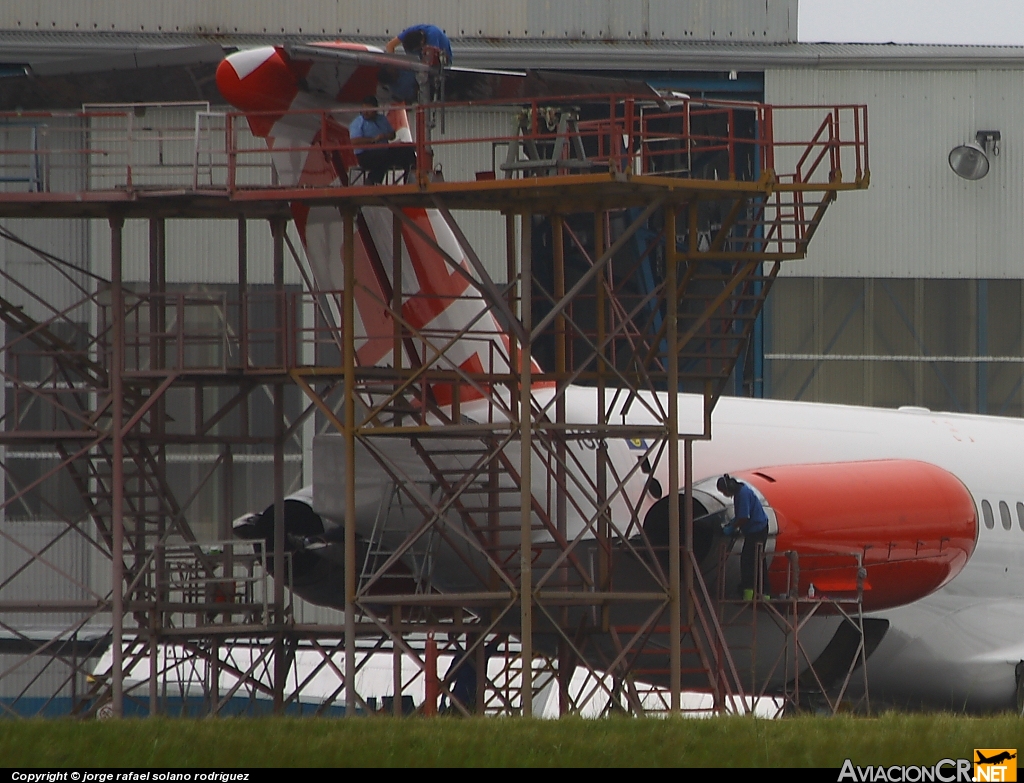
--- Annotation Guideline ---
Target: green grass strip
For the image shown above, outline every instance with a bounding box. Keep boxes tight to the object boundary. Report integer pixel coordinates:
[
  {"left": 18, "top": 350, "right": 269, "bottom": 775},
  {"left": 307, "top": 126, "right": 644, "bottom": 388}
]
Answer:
[{"left": 3, "top": 714, "right": 1024, "bottom": 767}]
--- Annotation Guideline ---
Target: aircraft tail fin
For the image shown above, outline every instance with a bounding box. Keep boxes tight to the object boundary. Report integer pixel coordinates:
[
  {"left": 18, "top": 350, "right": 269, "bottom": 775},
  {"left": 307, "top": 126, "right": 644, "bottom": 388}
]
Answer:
[{"left": 228, "top": 91, "right": 532, "bottom": 409}]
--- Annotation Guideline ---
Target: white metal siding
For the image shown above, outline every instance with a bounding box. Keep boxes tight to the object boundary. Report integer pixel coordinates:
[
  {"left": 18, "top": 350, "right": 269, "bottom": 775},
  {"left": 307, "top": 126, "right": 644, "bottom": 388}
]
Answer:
[
  {"left": 434, "top": 107, "right": 519, "bottom": 283},
  {"left": 0, "top": 1, "right": 797, "bottom": 42},
  {"left": 0, "top": 655, "right": 76, "bottom": 702},
  {"left": 0, "top": 521, "right": 96, "bottom": 630},
  {"left": 766, "top": 68, "right": 1024, "bottom": 279},
  {"left": 0, "top": 115, "right": 90, "bottom": 323},
  {"left": 90, "top": 218, "right": 301, "bottom": 286},
  {"left": 0, "top": 218, "right": 90, "bottom": 322},
  {"left": 81, "top": 105, "right": 297, "bottom": 287}
]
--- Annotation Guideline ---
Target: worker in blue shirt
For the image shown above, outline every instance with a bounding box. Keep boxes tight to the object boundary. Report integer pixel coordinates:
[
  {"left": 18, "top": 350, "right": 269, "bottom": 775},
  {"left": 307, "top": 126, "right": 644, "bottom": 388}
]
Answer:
[
  {"left": 348, "top": 97, "right": 416, "bottom": 185},
  {"left": 386, "top": 24, "right": 453, "bottom": 65},
  {"left": 718, "top": 474, "right": 770, "bottom": 601}
]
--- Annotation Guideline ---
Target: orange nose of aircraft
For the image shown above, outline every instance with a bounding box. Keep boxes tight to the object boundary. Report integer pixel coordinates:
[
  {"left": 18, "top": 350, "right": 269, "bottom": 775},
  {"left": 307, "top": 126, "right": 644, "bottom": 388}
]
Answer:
[{"left": 738, "top": 460, "right": 977, "bottom": 612}]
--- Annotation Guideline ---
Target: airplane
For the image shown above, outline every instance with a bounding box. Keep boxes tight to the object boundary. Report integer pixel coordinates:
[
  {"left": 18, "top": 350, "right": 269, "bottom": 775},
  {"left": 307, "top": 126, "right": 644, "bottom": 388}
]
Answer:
[
  {"left": 977, "top": 752, "right": 1017, "bottom": 765},
  {"left": 212, "top": 39, "right": 1016, "bottom": 715}
]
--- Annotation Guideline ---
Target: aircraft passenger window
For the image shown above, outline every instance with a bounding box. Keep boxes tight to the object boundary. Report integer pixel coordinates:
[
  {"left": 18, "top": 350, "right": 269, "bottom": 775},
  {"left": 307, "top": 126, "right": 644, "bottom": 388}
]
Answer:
[
  {"left": 982, "top": 500, "right": 994, "bottom": 530},
  {"left": 1017, "top": 502, "right": 1024, "bottom": 531},
  {"left": 1000, "top": 501, "right": 1012, "bottom": 530}
]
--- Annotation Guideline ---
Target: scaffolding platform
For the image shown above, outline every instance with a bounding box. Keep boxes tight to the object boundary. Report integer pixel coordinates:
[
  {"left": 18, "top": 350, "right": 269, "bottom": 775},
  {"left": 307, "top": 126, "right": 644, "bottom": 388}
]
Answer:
[{"left": 0, "top": 92, "right": 869, "bottom": 717}]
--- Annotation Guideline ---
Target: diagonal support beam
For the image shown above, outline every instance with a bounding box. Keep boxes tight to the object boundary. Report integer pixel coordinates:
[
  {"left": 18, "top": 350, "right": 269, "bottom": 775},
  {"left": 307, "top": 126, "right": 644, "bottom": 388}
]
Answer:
[
  {"left": 531, "top": 198, "right": 664, "bottom": 342},
  {"left": 432, "top": 197, "right": 529, "bottom": 344},
  {"left": 385, "top": 203, "right": 528, "bottom": 344}
]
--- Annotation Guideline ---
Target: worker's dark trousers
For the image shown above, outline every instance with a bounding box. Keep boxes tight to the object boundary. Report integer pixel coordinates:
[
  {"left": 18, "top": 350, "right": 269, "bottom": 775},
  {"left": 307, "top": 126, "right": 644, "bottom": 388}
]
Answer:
[
  {"left": 740, "top": 529, "right": 769, "bottom": 594},
  {"left": 357, "top": 147, "right": 417, "bottom": 185}
]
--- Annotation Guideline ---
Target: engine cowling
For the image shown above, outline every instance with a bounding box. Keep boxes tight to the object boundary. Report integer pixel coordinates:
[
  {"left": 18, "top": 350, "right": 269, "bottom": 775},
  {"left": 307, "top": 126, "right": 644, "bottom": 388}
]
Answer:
[
  {"left": 232, "top": 494, "right": 417, "bottom": 610},
  {"left": 734, "top": 460, "right": 978, "bottom": 612}
]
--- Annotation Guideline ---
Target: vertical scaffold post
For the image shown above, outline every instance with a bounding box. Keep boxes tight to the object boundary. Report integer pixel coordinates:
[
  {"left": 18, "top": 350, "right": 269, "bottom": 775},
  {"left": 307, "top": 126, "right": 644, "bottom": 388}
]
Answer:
[
  {"left": 520, "top": 212, "right": 533, "bottom": 717},
  {"left": 506, "top": 212, "right": 518, "bottom": 404},
  {"left": 271, "top": 216, "right": 287, "bottom": 714},
  {"left": 685, "top": 201, "right": 702, "bottom": 705},
  {"left": 238, "top": 218, "right": 249, "bottom": 373},
  {"left": 148, "top": 216, "right": 165, "bottom": 718},
  {"left": 392, "top": 211, "right": 403, "bottom": 377},
  {"left": 154, "top": 213, "right": 168, "bottom": 716},
  {"left": 392, "top": 605, "right": 403, "bottom": 716},
  {"left": 110, "top": 214, "right": 125, "bottom": 718},
  {"left": 235, "top": 217, "right": 250, "bottom": 718},
  {"left": 343, "top": 209, "right": 358, "bottom": 716},
  {"left": 595, "top": 211, "right": 609, "bottom": 632},
  {"left": 684, "top": 439, "right": 694, "bottom": 629},
  {"left": 217, "top": 211, "right": 232, "bottom": 714},
  {"left": 593, "top": 210, "right": 606, "bottom": 638},
  {"left": 666, "top": 205, "right": 681, "bottom": 715},
  {"left": 424, "top": 632, "right": 438, "bottom": 716},
  {"left": 552, "top": 213, "right": 571, "bottom": 716}
]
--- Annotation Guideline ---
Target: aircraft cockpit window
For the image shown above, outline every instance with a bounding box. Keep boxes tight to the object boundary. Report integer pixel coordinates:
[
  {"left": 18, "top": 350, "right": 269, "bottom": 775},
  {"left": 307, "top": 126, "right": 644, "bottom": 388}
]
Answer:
[
  {"left": 999, "top": 500, "right": 1012, "bottom": 530},
  {"left": 1017, "top": 502, "right": 1024, "bottom": 531},
  {"left": 982, "top": 499, "right": 994, "bottom": 530}
]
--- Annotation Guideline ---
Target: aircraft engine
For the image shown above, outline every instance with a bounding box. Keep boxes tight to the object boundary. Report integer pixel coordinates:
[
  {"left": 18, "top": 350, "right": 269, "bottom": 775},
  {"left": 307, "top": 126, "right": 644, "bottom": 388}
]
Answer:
[
  {"left": 699, "top": 459, "right": 978, "bottom": 612},
  {"left": 232, "top": 494, "right": 416, "bottom": 610}
]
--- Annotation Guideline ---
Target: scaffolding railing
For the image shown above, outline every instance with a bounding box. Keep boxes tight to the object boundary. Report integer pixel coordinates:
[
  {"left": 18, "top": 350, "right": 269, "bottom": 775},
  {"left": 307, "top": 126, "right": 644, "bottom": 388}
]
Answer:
[
  {"left": 711, "top": 545, "right": 871, "bottom": 716},
  {"left": 0, "top": 96, "right": 867, "bottom": 196}
]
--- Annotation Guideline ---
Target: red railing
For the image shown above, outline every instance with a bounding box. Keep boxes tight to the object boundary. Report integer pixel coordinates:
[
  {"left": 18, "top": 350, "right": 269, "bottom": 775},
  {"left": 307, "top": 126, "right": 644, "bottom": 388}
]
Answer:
[
  {"left": 0, "top": 96, "right": 868, "bottom": 200},
  {"left": 100, "top": 289, "right": 515, "bottom": 379},
  {"left": 225, "top": 94, "right": 867, "bottom": 193}
]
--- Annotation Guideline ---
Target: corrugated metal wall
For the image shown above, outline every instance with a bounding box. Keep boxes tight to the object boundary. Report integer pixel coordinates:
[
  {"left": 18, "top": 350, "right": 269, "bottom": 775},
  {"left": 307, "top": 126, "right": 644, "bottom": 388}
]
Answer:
[
  {"left": 1, "top": 521, "right": 95, "bottom": 628},
  {"left": 80, "top": 105, "right": 506, "bottom": 286},
  {"left": 765, "top": 67, "right": 1024, "bottom": 414},
  {"left": 0, "top": 520, "right": 107, "bottom": 707},
  {"left": 435, "top": 107, "right": 519, "bottom": 283},
  {"left": 0, "top": 1, "right": 797, "bottom": 42},
  {"left": 0, "top": 116, "right": 90, "bottom": 323},
  {"left": 765, "top": 276, "right": 1024, "bottom": 415},
  {"left": 90, "top": 218, "right": 302, "bottom": 286},
  {"left": 766, "top": 68, "right": 1024, "bottom": 279},
  {"left": 84, "top": 105, "right": 299, "bottom": 286},
  {"left": 0, "top": 218, "right": 90, "bottom": 323},
  {"left": 0, "top": 104, "right": 101, "bottom": 705}
]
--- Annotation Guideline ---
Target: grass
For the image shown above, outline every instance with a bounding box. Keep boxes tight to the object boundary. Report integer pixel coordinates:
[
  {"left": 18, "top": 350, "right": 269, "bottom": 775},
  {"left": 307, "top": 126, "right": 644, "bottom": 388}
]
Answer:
[{"left": 3, "top": 714, "right": 1024, "bottom": 767}]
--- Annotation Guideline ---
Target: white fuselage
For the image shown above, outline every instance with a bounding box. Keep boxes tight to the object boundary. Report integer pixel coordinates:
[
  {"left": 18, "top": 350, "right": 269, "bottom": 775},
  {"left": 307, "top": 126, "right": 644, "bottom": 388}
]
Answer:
[
  {"left": 315, "top": 387, "right": 1012, "bottom": 709},
  {"left": 684, "top": 393, "right": 1017, "bottom": 711},
  {"left": 537, "top": 387, "right": 1013, "bottom": 709}
]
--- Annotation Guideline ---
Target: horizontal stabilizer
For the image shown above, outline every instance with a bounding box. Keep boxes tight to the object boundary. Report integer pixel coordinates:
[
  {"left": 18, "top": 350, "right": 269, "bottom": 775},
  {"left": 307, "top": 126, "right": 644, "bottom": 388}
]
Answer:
[
  {"left": 284, "top": 44, "right": 431, "bottom": 73},
  {"left": 443, "top": 67, "right": 659, "bottom": 102},
  {"left": 0, "top": 44, "right": 224, "bottom": 109}
]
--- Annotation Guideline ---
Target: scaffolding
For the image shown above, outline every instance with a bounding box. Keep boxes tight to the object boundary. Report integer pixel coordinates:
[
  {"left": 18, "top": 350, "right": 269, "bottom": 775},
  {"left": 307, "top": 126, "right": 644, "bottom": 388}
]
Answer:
[{"left": 0, "top": 92, "right": 869, "bottom": 717}]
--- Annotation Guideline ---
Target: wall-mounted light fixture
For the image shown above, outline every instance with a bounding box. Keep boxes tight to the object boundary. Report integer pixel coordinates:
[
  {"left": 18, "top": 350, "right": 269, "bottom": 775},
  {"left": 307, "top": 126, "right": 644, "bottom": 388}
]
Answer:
[{"left": 949, "top": 130, "right": 1001, "bottom": 180}]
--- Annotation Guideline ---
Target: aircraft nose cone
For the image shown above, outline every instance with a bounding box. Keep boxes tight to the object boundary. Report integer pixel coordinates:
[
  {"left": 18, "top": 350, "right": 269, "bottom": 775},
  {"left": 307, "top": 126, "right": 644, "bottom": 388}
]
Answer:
[{"left": 742, "top": 460, "right": 977, "bottom": 612}]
